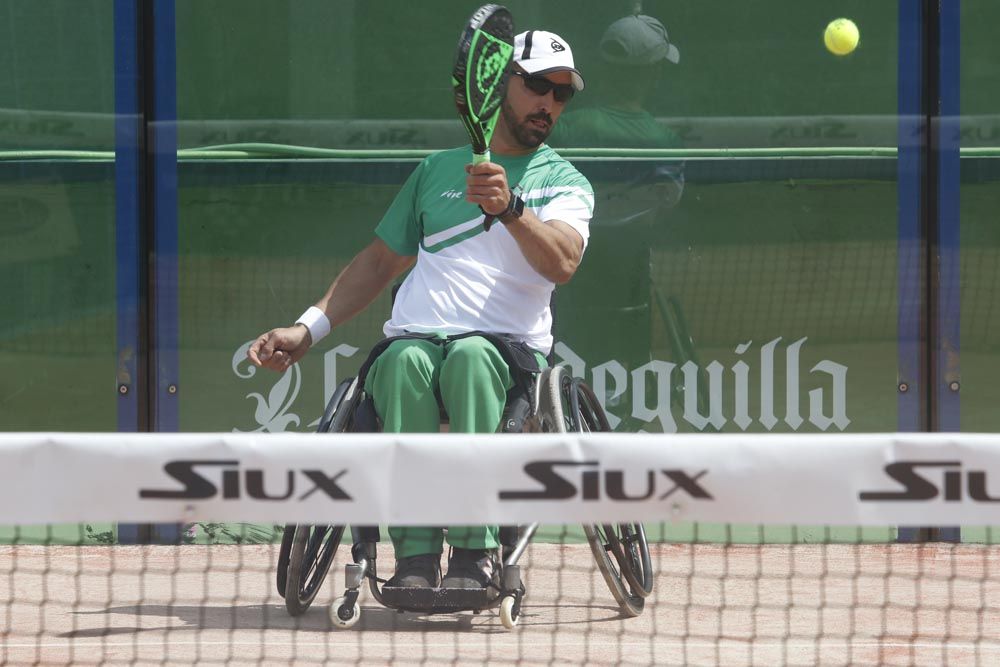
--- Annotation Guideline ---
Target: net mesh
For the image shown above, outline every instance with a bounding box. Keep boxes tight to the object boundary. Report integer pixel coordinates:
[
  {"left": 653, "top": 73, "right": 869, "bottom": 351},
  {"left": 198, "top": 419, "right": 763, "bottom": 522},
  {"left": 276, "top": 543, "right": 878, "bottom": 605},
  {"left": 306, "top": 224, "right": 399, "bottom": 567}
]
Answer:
[
  {"left": 2, "top": 435, "right": 1000, "bottom": 666},
  {"left": 3, "top": 531, "right": 1000, "bottom": 664}
]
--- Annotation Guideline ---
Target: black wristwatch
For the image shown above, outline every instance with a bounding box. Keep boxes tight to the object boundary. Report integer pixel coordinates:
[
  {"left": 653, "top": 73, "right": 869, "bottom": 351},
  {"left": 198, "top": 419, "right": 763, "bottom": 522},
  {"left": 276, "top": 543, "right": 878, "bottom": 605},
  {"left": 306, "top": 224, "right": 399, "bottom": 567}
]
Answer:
[
  {"left": 482, "top": 190, "right": 525, "bottom": 231},
  {"left": 498, "top": 191, "right": 525, "bottom": 224}
]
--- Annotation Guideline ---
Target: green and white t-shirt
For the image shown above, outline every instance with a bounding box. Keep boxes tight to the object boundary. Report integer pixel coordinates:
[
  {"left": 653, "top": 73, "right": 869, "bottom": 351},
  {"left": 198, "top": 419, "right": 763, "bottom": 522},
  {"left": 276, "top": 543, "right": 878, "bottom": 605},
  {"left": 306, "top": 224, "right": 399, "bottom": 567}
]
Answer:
[{"left": 375, "top": 144, "right": 594, "bottom": 354}]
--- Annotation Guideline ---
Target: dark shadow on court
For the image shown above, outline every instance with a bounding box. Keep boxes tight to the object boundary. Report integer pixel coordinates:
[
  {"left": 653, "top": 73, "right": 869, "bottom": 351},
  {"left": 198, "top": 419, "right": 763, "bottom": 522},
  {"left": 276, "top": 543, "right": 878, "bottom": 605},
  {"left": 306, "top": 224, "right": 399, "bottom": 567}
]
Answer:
[
  {"left": 73, "top": 604, "right": 332, "bottom": 633},
  {"left": 71, "top": 600, "right": 625, "bottom": 634},
  {"left": 343, "top": 602, "right": 625, "bottom": 631},
  {"left": 510, "top": 603, "right": 626, "bottom": 627},
  {"left": 59, "top": 626, "right": 148, "bottom": 639}
]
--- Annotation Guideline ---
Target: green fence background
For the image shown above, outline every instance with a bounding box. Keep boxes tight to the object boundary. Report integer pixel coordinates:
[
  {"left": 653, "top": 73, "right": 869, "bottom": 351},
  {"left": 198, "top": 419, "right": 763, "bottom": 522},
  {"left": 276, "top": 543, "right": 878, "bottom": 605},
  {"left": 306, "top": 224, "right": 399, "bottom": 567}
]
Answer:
[{"left": 1, "top": 1, "right": 998, "bottom": 543}]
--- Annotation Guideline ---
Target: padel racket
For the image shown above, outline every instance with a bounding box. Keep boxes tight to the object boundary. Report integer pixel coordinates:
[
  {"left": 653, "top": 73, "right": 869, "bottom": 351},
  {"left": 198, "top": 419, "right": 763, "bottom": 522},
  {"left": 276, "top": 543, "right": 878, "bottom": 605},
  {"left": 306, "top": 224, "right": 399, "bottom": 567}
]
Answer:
[{"left": 452, "top": 4, "right": 515, "bottom": 165}]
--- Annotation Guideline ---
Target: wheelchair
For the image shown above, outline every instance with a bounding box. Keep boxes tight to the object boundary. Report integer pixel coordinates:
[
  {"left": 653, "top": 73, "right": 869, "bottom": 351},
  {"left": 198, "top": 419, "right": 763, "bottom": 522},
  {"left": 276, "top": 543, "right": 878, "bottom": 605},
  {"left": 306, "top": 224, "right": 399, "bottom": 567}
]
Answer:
[{"left": 275, "top": 337, "right": 654, "bottom": 630}]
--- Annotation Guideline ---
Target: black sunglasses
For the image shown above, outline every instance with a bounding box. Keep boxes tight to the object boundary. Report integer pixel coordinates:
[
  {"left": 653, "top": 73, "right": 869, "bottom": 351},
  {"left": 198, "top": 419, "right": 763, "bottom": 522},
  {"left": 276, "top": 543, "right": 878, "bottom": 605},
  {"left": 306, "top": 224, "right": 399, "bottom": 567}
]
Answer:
[{"left": 512, "top": 70, "right": 575, "bottom": 103}]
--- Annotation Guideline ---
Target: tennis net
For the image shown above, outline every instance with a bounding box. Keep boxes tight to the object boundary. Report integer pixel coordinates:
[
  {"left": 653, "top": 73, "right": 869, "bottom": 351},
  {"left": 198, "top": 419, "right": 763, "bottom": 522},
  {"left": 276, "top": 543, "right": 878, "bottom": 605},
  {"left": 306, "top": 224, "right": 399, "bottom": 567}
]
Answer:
[{"left": 2, "top": 431, "right": 1000, "bottom": 665}]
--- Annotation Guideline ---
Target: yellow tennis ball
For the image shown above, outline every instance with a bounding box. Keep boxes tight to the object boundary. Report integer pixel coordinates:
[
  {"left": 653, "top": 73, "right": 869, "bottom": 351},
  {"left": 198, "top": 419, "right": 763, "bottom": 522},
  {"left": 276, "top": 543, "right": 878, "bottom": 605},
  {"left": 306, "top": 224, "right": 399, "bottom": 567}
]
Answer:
[{"left": 824, "top": 18, "right": 859, "bottom": 56}]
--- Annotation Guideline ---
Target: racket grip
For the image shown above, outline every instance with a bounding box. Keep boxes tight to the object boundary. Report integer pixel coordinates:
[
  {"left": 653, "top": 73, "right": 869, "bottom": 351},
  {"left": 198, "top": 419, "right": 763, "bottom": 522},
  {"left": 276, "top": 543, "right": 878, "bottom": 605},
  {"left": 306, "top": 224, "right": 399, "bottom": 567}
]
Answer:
[{"left": 473, "top": 152, "right": 491, "bottom": 228}]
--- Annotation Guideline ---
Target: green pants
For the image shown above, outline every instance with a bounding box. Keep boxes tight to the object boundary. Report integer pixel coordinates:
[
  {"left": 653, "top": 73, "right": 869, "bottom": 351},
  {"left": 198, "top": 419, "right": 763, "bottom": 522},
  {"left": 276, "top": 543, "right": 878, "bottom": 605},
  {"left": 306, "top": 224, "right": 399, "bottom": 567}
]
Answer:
[{"left": 364, "top": 334, "right": 513, "bottom": 558}]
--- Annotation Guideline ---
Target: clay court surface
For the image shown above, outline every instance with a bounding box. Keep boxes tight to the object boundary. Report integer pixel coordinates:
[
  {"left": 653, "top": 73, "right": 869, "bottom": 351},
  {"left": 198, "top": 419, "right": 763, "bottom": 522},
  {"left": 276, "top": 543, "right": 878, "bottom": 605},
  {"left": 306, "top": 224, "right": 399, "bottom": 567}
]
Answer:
[{"left": 3, "top": 542, "right": 1000, "bottom": 665}]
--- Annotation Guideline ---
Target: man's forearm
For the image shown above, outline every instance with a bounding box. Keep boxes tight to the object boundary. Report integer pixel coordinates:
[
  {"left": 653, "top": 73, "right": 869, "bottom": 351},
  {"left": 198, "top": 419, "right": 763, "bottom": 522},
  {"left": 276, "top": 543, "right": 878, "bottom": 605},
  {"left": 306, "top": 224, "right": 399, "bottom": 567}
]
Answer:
[
  {"left": 313, "top": 239, "right": 415, "bottom": 329},
  {"left": 503, "top": 211, "right": 582, "bottom": 284}
]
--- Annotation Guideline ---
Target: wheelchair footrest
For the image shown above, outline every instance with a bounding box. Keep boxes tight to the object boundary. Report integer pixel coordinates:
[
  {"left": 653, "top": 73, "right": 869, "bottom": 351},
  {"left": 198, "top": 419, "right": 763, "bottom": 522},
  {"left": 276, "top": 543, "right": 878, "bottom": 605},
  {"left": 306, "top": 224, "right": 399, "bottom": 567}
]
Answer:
[{"left": 380, "top": 586, "right": 494, "bottom": 612}]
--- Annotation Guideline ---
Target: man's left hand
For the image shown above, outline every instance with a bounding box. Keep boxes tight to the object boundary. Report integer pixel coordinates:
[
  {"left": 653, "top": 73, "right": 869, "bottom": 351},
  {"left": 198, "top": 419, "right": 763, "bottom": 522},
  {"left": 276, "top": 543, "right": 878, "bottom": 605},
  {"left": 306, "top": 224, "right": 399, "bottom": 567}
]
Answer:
[{"left": 465, "top": 162, "right": 511, "bottom": 217}]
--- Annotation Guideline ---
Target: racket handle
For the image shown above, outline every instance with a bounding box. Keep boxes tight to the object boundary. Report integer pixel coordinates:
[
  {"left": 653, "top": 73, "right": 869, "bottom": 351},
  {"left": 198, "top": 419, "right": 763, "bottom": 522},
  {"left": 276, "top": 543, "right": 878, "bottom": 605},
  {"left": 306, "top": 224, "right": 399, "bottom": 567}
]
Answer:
[{"left": 473, "top": 152, "right": 491, "bottom": 228}]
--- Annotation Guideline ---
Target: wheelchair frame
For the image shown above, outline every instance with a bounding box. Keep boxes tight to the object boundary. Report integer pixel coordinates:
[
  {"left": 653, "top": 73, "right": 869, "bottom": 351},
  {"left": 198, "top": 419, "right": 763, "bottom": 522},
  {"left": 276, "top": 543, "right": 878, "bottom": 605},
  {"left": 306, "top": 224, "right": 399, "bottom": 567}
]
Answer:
[{"left": 276, "top": 363, "right": 653, "bottom": 630}]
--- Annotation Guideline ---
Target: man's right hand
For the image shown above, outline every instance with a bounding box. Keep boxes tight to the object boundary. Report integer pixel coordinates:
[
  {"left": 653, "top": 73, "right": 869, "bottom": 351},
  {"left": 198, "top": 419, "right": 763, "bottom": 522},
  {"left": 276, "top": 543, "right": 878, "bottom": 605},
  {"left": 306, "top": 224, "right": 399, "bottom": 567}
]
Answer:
[{"left": 247, "top": 325, "right": 312, "bottom": 372}]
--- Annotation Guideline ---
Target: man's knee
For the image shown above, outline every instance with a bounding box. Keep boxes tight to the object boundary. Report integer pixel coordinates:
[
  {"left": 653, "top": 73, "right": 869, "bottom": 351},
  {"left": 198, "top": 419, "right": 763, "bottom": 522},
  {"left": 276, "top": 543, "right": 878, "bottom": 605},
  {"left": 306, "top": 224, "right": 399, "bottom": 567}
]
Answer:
[
  {"left": 371, "top": 340, "right": 438, "bottom": 388},
  {"left": 441, "top": 337, "right": 506, "bottom": 385}
]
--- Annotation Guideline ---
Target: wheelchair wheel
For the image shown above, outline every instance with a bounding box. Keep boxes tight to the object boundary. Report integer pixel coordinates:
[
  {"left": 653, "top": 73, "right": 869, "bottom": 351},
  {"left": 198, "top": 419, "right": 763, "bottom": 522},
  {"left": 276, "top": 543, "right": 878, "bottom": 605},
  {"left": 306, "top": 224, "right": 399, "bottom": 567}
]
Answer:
[
  {"left": 284, "top": 524, "right": 345, "bottom": 616},
  {"left": 582, "top": 524, "right": 650, "bottom": 617},
  {"left": 275, "top": 525, "right": 295, "bottom": 598},
  {"left": 598, "top": 522, "right": 653, "bottom": 599},
  {"left": 540, "top": 366, "right": 652, "bottom": 617},
  {"left": 572, "top": 378, "right": 653, "bottom": 600},
  {"left": 277, "top": 377, "right": 358, "bottom": 614}
]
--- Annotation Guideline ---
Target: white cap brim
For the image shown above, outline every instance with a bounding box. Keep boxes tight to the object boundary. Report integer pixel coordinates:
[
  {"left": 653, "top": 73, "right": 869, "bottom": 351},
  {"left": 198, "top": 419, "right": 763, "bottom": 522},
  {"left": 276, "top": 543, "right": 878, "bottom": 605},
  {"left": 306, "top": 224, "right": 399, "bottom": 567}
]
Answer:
[{"left": 520, "top": 59, "right": 586, "bottom": 91}]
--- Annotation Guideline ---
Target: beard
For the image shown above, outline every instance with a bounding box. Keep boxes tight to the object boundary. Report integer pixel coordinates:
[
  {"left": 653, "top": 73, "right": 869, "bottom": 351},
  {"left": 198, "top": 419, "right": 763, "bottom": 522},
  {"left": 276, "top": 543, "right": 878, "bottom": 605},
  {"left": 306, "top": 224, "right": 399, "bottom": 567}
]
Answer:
[{"left": 500, "top": 100, "right": 553, "bottom": 149}]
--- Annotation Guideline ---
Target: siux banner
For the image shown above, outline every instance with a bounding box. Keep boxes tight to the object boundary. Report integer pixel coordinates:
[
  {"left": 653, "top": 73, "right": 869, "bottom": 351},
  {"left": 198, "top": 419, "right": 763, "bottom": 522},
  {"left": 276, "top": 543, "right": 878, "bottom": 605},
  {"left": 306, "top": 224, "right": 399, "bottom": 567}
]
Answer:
[{"left": 2, "top": 432, "right": 1000, "bottom": 526}]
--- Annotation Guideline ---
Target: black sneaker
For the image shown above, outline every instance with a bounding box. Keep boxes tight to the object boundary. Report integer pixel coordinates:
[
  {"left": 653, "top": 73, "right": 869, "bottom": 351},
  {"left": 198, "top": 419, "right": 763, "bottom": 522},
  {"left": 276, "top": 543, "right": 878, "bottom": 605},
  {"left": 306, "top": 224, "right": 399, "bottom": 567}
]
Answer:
[
  {"left": 441, "top": 548, "right": 496, "bottom": 589},
  {"left": 385, "top": 553, "right": 441, "bottom": 588}
]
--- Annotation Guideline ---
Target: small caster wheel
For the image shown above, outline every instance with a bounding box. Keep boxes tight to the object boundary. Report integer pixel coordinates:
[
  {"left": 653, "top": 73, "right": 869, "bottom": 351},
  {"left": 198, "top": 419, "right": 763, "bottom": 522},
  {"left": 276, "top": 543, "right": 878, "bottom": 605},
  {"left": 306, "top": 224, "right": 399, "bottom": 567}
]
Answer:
[
  {"left": 330, "top": 596, "right": 361, "bottom": 629},
  {"left": 499, "top": 595, "right": 519, "bottom": 630}
]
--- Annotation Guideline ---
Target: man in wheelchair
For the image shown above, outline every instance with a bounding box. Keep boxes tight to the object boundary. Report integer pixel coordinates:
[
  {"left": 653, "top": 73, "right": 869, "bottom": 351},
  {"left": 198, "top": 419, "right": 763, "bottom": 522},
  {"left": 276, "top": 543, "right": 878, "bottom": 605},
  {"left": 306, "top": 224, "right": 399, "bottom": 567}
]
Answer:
[{"left": 248, "top": 32, "right": 593, "bottom": 594}]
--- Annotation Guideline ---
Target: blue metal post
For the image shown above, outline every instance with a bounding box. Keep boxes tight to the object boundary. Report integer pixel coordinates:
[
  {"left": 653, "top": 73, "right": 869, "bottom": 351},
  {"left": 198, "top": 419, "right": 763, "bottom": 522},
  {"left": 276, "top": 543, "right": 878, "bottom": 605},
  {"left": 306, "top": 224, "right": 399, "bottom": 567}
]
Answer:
[
  {"left": 150, "top": 0, "right": 182, "bottom": 544},
  {"left": 114, "top": 0, "right": 144, "bottom": 544},
  {"left": 932, "top": 0, "right": 961, "bottom": 543}
]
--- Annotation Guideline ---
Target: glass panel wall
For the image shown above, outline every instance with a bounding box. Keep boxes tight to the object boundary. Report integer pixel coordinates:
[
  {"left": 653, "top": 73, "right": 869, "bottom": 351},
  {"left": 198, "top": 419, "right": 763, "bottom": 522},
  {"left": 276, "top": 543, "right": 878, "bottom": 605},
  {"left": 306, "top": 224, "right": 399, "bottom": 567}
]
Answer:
[
  {"left": 0, "top": 1, "right": 118, "bottom": 431},
  {"left": 959, "top": 0, "right": 1000, "bottom": 431},
  {"left": 0, "top": 0, "right": 118, "bottom": 544},
  {"left": 956, "top": 0, "right": 1000, "bottom": 544}
]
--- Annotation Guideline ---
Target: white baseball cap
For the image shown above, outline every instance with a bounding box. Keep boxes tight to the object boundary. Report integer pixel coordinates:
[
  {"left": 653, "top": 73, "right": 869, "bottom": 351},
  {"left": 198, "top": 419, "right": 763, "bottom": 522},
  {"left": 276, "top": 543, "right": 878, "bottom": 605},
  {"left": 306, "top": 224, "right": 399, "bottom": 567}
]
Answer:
[
  {"left": 513, "top": 30, "right": 586, "bottom": 91},
  {"left": 600, "top": 15, "right": 680, "bottom": 66}
]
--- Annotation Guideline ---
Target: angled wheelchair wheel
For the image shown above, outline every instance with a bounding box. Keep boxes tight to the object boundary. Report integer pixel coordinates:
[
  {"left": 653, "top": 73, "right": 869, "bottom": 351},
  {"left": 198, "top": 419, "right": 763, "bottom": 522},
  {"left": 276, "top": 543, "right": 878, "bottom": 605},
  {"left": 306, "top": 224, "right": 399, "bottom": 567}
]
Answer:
[
  {"left": 583, "top": 524, "right": 649, "bottom": 617},
  {"left": 571, "top": 378, "right": 653, "bottom": 601},
  {"left": 539, "top": 366, "right": 652, "bottom": 617},
  {"left": 277, "top": 377, "right": 358, "bottom": 615},
  {"left": 285, "top": 524, "right": 346, "bottom": 616},
  {"left": 275, "top": 525, "right": 295, "bottom": 598},
  {"left": 599, "top": 522, "right": 653, "bottom": 599}
]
